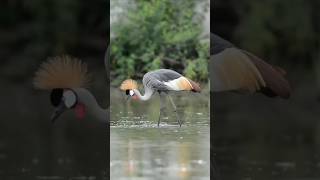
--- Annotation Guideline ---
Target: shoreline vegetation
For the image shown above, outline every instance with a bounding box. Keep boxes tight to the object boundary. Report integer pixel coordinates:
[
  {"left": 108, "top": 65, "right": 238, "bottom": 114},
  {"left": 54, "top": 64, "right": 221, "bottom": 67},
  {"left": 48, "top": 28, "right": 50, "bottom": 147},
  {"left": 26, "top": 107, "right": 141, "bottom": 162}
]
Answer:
[{"left": 110, "top": 0, "right": 210, "bottom": 86}]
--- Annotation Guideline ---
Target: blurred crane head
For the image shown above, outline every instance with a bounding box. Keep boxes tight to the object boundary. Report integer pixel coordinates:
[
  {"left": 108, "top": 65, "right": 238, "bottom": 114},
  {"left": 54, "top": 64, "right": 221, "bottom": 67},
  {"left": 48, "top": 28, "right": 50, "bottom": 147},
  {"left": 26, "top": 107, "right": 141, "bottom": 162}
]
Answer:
[
  {"left": 49, "top": 88, "right": 86, "bottom": 122},
  {"left": 33, "top": 56, "right": 91, "bottom": 122},
  {"left": 120, "top": 79, "right": 139, "bottom": 100}
]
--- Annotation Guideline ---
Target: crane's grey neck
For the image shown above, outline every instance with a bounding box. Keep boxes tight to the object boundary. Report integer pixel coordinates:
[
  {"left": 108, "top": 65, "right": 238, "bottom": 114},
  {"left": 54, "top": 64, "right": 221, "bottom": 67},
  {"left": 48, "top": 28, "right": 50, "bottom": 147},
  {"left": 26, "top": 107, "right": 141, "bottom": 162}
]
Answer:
[
  {"left": 73, "top": 88, "right": 107, "bottom": 122},
  {"left": 134, "top": 87, "right": 154, "bottom": 101}
]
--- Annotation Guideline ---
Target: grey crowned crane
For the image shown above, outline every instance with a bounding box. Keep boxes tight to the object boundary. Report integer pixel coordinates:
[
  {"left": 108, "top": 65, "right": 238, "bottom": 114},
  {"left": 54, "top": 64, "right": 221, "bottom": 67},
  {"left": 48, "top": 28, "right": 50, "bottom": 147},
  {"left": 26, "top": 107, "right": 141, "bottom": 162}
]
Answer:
[
  {"left": 33, "top": 47, "right": 110, "bottom": 123},
  {"left": 120, "top": 69, "right": 201, "bottom": 127},
  {"left": 211, "top": 33, "right": 291, "bottom": 98}
]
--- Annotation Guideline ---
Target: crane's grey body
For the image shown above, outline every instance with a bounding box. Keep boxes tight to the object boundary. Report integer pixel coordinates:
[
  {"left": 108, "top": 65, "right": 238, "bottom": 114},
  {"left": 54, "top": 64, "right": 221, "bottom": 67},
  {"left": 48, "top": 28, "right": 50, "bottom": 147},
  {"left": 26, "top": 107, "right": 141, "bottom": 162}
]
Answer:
[{"left": 142, "top": 69, "right": 183, "bottom": 91}]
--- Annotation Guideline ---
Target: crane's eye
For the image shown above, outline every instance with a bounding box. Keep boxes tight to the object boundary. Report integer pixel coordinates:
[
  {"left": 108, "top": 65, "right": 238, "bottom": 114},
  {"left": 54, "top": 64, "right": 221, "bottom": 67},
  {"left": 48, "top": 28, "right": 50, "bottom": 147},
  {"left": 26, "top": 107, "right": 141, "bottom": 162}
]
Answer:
[
  {"left": 50, "top": 88, "right": 63, "bottom": 107},
  {"left": 63, "top": 90, "right": 77, "bottom": 108},
  {"left": 125, "top": 90, "right": 129, "bottom": 95},
  {"left": 129, "top": 90, "right": 134, "bottom": 96}
]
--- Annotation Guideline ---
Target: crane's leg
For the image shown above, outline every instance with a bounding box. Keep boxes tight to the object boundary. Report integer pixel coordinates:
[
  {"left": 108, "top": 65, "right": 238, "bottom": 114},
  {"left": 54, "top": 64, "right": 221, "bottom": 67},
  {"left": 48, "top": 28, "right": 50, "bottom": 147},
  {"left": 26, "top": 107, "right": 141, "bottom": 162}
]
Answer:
[
  {"left": 158, "top": 93, "right": 166, "bottom": 127},
  {"left": 168, "top": 95, "right": 182, "bottom": 127}
]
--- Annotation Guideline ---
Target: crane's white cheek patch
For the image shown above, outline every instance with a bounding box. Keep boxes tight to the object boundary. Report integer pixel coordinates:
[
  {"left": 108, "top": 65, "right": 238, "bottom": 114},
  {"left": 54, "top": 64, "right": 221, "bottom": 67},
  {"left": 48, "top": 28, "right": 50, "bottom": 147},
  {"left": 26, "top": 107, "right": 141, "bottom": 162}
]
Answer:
[
  {"left": 75, "top": 103, "right": 86, "bottom": 120},
  {"left": 132, "top": 95, "right": 139, "bottom": 100},
  {"left": 63, "top": 90, "right": 77, "bottom": 108},
  {"left": 129, "top": 90, "right": 134, "bottom": 96}
]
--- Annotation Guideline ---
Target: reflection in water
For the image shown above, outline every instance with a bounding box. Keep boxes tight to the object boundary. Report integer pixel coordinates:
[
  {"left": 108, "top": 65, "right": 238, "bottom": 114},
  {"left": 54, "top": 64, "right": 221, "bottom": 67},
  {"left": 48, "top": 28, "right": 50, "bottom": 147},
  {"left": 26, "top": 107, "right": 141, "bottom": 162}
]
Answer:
[
  {"left": 214, "top": 91, "right": 320, "bottom": 180},
  {"left": 110, "top": 88, "right": 210, "bottom": 180}
]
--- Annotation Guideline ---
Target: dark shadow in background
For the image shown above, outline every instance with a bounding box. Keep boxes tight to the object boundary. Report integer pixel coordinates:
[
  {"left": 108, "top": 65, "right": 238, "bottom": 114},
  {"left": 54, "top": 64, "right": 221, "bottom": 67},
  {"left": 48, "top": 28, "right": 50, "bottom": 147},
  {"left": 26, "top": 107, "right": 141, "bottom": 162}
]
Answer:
[
  {"left": 212, "top": 0, "right": 320, "bottom": 180},
  {"left": 0, "top": 0, "right": 109, "bottom": 179}
]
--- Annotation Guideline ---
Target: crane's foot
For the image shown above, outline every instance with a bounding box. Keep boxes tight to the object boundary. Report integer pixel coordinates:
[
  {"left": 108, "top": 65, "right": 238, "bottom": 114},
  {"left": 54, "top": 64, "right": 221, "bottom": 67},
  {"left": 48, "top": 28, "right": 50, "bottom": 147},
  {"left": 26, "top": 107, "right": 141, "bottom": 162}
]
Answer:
[{"left": 179, "top": 121, "right": 182, "bottom": 127}]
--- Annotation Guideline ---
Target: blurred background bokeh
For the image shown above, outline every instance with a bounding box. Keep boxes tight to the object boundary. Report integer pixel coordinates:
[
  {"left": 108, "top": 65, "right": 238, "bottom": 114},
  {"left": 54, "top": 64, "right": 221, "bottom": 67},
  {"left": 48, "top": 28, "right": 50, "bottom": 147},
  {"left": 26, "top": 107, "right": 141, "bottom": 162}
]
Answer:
[
  {"left": 212, "top": 0, "right": 320, "bottom": 179},
  {"left": 0, "top": 0, "right": 108, "bottom": 179}
]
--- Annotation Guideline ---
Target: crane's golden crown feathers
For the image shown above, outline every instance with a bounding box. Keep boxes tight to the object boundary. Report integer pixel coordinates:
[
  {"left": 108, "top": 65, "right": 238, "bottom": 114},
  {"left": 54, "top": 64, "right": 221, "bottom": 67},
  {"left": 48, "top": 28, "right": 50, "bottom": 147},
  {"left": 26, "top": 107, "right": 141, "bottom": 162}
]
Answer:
[
  {"left": 33, "top": 55, "right": 91, "bottom": 90},
  {"left": 120, "top": 79, "right": 138, "bottom": 91}
]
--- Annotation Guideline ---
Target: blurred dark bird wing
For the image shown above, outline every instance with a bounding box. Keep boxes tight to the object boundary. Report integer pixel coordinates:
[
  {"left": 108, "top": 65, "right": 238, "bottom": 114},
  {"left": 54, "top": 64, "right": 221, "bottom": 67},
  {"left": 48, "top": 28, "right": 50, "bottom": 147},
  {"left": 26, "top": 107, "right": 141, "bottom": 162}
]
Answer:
[
  {"left": 211, "top": 47, "right": 266, "bottom": 93},
  {"left": 210, "top": 33, "right": 291, "bottom": 98},
  {"left": 211, "top": 33, "right": 234, "bottom": 55},
  {"left": 242, "top": 50, "right": 291, "bottom": 98}
]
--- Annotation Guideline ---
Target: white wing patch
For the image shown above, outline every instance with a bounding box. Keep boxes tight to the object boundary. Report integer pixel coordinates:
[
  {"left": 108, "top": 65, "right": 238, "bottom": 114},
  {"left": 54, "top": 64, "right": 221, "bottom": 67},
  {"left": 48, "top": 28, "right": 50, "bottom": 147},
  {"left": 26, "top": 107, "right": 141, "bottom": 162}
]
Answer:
[{"left": 164, "top": 77, "right": 193, "bottom": 91}]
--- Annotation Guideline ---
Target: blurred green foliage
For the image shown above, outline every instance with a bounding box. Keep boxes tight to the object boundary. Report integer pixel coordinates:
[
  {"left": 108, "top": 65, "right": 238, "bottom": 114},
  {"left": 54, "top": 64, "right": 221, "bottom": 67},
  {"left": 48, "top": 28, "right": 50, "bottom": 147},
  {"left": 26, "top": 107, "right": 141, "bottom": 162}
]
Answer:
[
  {"left": 214, "top": 0, "right": 320, "bottom": 68},
  {"left": 236, "top": 0, "right": 319, "bottom": 66},
  {"left": 111, "top": 0, "right": 209, "bottom": 84}
]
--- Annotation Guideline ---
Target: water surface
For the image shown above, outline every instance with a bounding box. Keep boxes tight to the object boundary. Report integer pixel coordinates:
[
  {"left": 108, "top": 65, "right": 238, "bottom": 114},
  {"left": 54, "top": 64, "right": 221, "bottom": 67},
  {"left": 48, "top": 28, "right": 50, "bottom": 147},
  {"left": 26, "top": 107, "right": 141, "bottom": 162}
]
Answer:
[
  {"left": 213, "top": 88, "right": 320, "bottom": 180},
  {"left": 110, "top": 88, "right": 210, "bottom": 180}
]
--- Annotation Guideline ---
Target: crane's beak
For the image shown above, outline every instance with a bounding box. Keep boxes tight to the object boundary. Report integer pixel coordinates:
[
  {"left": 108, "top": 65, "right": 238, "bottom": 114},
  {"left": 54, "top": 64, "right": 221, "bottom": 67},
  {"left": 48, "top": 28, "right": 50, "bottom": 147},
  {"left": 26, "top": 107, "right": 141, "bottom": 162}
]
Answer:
[
  {"left": 126, "top": 96, "right": 131, "bottom": 101},
  {"left": 51, "top": 102, "right": 67, "bottom": 123}
]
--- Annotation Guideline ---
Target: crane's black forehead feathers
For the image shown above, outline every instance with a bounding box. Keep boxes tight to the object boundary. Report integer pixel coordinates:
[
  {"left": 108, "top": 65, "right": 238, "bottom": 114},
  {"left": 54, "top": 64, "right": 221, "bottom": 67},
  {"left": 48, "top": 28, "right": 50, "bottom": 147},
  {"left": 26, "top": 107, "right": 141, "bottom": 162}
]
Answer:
[{"left": 50, "top": 88, "right": 63, "bottom": 106}]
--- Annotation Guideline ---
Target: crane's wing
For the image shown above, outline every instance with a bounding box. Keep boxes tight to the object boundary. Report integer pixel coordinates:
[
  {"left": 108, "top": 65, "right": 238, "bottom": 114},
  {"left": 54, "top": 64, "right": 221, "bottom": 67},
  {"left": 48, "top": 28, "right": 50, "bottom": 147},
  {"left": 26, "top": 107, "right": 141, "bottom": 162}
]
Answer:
[
  {"left": 143, "top": 69, "right": 181, "bottom": 91},
  {"left": 211, "top": 47, "right": 266, "bottom": 93},
  {"left": 143, "top": 69, "right": 200, "bottom": 92},
  {"left": 210, "top": 33, "right": 291, "bottom": 98},
  {"left": 242, "top": 50, "right": 291, "bottom": 98}
]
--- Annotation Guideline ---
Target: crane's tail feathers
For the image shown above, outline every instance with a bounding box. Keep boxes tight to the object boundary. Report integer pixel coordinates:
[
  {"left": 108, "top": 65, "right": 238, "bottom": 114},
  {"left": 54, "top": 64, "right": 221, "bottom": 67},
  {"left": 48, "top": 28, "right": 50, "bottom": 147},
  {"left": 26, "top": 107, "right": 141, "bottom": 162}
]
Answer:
[
  {"left": 187, "top": 79, "right": 201, "bottom": 92},
  {"left": 120, "top": 79, "right": 138, "bottom": 91},
  {"left": 243, "top": 50, "right": 291, "bottom": 98},
  {"left": 33, "top": 55, "right": 91, "bottom": 90}
]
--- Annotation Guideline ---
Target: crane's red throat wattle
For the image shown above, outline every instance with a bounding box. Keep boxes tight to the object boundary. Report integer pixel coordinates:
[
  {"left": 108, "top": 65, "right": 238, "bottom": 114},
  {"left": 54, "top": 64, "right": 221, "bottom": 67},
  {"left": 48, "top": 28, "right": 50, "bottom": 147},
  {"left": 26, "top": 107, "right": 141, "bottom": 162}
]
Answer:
[
  {"left": 132, "top": 95, "right": 139, "bottom": 100},
  {"left": 75, "top": 103, "right": 86, "bottom": 119}
]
